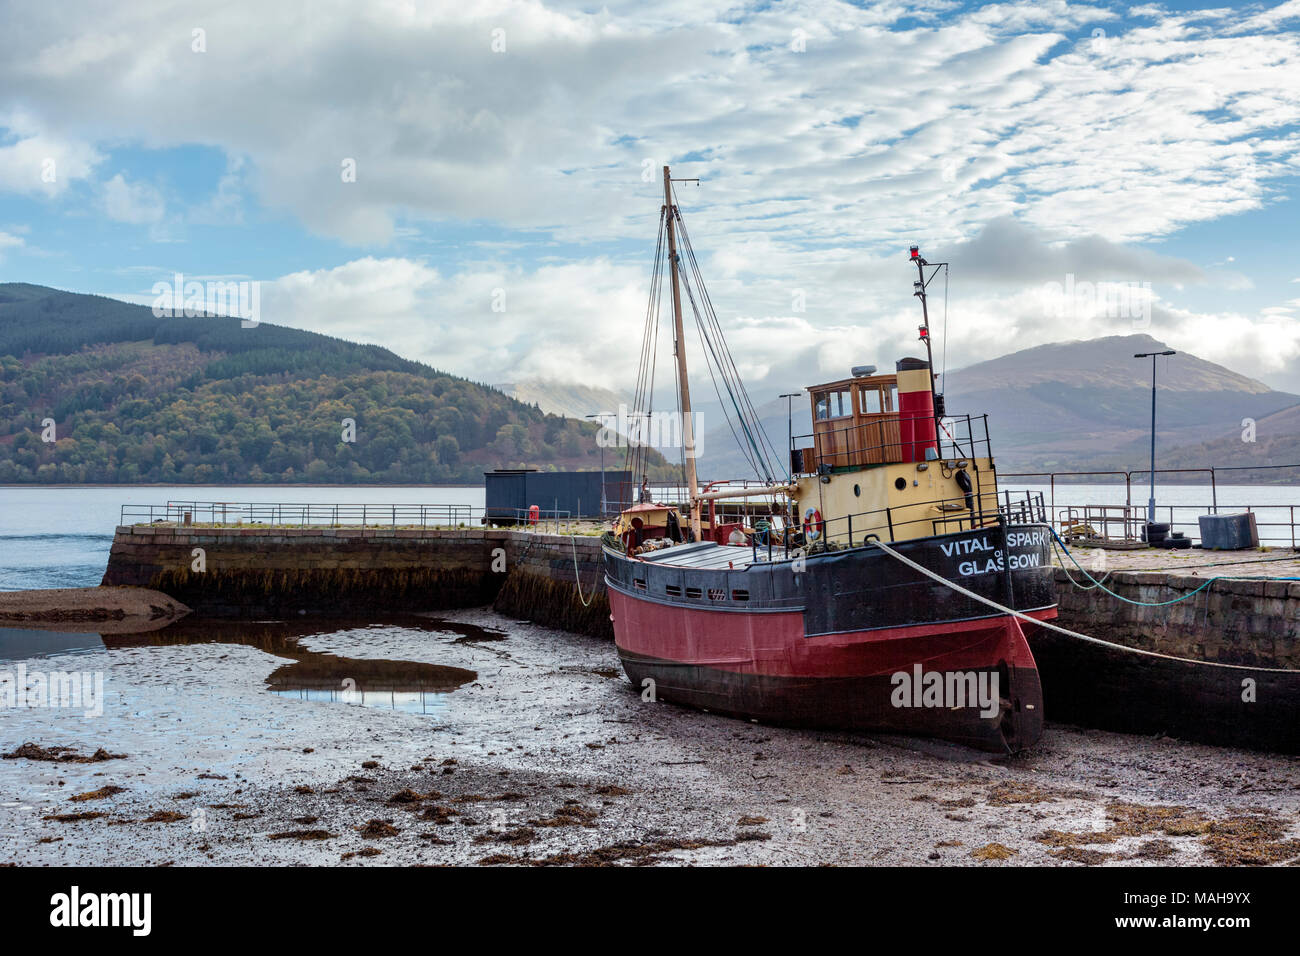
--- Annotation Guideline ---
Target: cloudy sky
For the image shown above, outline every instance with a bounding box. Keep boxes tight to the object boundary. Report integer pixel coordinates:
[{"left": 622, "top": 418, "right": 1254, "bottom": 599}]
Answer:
[{"left": 2, "top": 0, "right": 1299, "bottom": 401}]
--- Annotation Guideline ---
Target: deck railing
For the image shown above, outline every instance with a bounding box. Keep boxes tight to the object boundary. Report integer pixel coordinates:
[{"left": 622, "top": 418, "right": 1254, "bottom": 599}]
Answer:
[
  {"left": 792, "top": 412, "right": 993, "bottom": 475},
  {"left": 712, "top": 489, "right": 1048, "bottom": 561},
  {"left": 805, "top": 489, "right": 1047, "bottom": 550}
]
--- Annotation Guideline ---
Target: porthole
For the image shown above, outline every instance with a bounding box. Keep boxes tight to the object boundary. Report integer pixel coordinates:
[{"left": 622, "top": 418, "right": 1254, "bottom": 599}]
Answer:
[
  {"left": 894, "top": 477, "right": 907, "bottom": 490},
  {"left": 853, "top": 484, "right": 861, "bottom": 497}
]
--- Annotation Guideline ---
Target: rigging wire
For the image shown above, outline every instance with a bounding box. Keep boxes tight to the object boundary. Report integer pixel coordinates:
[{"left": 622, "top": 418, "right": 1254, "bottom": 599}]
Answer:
[
  {"left": 679, "top": 266, "right": 764, "bottom": 480},
  {"left": 669, "top": 183, "right": 781, "bottom": 483},
  {"left": 627, "top": 206, "right": 668, "bottom": 495},
  {"left": 678, "top": 243, "right": 770, "bottom": 480},
  {"left": 629, "top": 183, "right": 784, "bottom": 496}
]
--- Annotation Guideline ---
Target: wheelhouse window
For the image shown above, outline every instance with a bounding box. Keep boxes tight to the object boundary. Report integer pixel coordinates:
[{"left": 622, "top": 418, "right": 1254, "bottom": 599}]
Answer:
[
  {"left": 815, "top": 388, "right": 852, "bottom": 420},
  {"left": 859, "top": 386, "right": 883, "bottom": 414}
]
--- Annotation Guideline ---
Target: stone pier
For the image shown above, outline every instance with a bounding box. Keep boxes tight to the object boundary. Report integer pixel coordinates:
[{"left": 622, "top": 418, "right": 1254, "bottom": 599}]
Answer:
[{"left": 102, "top": 525, "right": 611, "bottom": 637}]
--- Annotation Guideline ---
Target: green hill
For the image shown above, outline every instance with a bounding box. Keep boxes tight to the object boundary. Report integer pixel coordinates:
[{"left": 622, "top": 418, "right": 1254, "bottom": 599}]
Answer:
[{"left": 0, "top": 283, "right": 673, "bottom": 485}]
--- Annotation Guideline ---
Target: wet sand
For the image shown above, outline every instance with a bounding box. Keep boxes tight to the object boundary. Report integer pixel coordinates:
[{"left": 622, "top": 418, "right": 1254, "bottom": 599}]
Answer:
[
  {"left": 0, "top": 586, "right": 189, "bottom": 634},
  {"left": 2, "top": 609, "right": 1298, "bottom": 866}
]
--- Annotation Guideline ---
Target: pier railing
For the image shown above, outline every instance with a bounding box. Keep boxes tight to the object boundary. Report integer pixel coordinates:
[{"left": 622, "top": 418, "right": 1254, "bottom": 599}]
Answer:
[
  {"left": 120, "top": 501, "right": 578, "bottom": 535},
  {"left": 1003, "top": 464, "right": 1300, "bottom": 547},
  {"left": 1041, "top": 501, "right": 1298, "bottom": 548}
]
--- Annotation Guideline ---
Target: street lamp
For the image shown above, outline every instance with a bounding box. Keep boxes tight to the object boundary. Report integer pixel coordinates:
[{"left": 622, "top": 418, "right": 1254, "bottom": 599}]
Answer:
[
  {"left": 779, "top": 391, "right": 802, "bottom": 539},
  {"left": 779, "top": 392, "right": 802, "bottom": 480},
  {"left": 1134, "top": 350, "right": 1175, "bottom": 527},
  {"left": 585, "top": 413, "right": 611, "bottom": 516}
]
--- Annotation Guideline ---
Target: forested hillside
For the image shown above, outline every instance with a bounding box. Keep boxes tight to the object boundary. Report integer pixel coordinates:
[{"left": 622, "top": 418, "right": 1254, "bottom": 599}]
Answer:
[{"left": 0, "top": 284, "right": 673, "bottom": 484}]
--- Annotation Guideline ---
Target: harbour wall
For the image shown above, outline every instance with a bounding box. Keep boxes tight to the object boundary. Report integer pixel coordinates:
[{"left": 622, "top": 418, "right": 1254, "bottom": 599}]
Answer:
[
  {"left": 1034, "top": 568, "right": 1300, "bottom": 751},
  {"left": 103, "top": 526, "right": 1299, "bottom": 655},
  {"left": 101, "top": 526, "right": 612, "bottom": 638},
  {"left": 1050, "top": 568, "right": 1300, "bottom": 669}
]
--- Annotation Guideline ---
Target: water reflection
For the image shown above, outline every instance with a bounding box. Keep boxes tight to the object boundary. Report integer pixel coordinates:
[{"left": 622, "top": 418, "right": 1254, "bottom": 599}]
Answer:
[
  {"left": 262, "top": 637, "right": 476, "bottom": 717},
  {"left": 0, "top": 628, "right": 105, "bottom": 661},
  {"left": 1, "top": 615, "right": 497, "bottom": 718},
  {"left": 268, "top": 686, "right": 456, "bottom": 715}
]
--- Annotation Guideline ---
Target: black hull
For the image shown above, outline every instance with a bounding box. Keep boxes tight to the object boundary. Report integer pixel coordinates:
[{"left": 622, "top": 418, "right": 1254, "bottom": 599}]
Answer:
[{"left": 620, "top": 648, "right": 1044, "bottom": 753}]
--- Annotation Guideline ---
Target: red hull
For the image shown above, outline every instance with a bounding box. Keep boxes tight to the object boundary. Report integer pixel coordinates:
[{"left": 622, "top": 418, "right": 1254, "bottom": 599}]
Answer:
[{"left": 609, "top": 589, "right": 1053, "bottom": 752}]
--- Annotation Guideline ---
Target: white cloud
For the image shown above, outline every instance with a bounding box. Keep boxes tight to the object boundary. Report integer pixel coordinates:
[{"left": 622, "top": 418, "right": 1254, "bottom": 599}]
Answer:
[
  {"left": 0, "top": 230, "right": 24, "bottom": 258},
  {"left": 0, "top": 112, "right": 101, "bottom": 196},
  {"left": 926, "top": 217, "right": 1204, "bottom": 284},
  {"left": 5, "top": 2, "right": 1300, "bottom": 397},
  {"left": 1, "top": 0, "right": 1297, "bottom": 250},
  {"left": 260, "top": 256, "right": 652, "bottom": 390},
  {"left": 102, "top": 173, "right": 166, "bottom": 224}
]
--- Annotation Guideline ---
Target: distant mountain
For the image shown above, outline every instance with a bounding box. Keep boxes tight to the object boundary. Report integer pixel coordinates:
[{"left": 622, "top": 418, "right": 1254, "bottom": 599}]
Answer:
[
  {"left": 693, "top": 393, "right": 812, "bottom": 482},
  {"left": 1148, "top": 403, "right": 1300, "bottom": 483},
  {"left": 499, "top": 381, "right": 631, "bottom": 425},
  {"left": 0, "top": 284, "right": 675, "bottom": 484},
  {"left": 941, "top": 334, "right": 1300, "bottom": 477},
  {"left": 689, "top": 333, "right": 1300, "bottom": 482}
]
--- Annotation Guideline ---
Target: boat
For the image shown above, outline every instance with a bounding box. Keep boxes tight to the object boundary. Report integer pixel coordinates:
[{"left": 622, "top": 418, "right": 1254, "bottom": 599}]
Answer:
[{"left": 601, "top": 166, "right": 1058, "bottom": 753}]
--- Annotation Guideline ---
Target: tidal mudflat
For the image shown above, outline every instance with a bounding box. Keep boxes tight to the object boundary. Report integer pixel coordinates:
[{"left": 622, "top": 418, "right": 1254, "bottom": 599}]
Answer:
[{"left": 2, "top": 610, "right": 1298, "bottom": 867}]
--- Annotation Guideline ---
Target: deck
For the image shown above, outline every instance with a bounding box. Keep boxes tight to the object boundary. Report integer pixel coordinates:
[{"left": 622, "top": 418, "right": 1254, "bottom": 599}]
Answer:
[{"left": 637, "top": 541, "right": 764, "bottom": 570}]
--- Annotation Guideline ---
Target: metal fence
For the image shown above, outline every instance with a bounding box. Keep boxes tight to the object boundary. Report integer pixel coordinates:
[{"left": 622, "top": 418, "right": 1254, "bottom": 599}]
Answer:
[
  {"left": 1003, "top": 465, "right": 1300, "bottom": 548},
  {"left": 120, "top": 501, "right": 576, "bottom": 535},
  {"left": 1039, "top": 501, "right": 1298, "bottom": 549}
]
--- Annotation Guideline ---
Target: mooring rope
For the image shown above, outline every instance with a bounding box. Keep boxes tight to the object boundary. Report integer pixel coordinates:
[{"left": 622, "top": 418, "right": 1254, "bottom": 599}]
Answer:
[
  {"left": 1048, "top": 527, "right": 1300, "bottom": 608},
  {"left": 869, "top": 538, "right": 1297, "bottom": 674},
  {"left": 570, "top": 534, "right": 596, "bottom": 608},
  {"left": 1049, "top": 537, "right": 1113, "bottom": 592}
]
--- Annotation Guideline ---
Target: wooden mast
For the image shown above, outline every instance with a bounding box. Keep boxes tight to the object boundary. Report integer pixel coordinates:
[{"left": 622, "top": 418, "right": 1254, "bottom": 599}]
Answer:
[{"left": 663, "top": 165, "right": 702, "bottom": 540}]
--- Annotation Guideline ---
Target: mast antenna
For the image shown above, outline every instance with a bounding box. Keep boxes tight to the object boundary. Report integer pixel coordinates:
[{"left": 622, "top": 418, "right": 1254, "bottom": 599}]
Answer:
[{"left": 909, "top": 244, "right": 949, "bottom": 440}]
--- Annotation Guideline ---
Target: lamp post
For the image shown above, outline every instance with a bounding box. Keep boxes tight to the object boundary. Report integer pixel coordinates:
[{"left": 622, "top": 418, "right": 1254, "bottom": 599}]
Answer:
[
  {"left": 779, "top": 391, "right": 802, "bottom": 539},
  {"left": 585, "top": 413, "right": 610, "bottom": 516},
  {"left": 779, "top": 392, "right": 802, "bottom": 480},
  {"left": 1134, "top": 350, "right": 1175, "bottom": 526}
]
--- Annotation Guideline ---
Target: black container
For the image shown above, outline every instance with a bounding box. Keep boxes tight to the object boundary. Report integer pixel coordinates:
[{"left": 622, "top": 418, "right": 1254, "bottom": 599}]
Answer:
[{"left": 484, "top": 469, "right": 633, "bottom": 523}]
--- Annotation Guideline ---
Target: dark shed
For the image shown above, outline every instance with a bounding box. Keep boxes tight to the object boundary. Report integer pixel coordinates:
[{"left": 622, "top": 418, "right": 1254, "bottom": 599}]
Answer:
[{"left": 484, "top": 469, "right": 633, "bottom": 523}]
